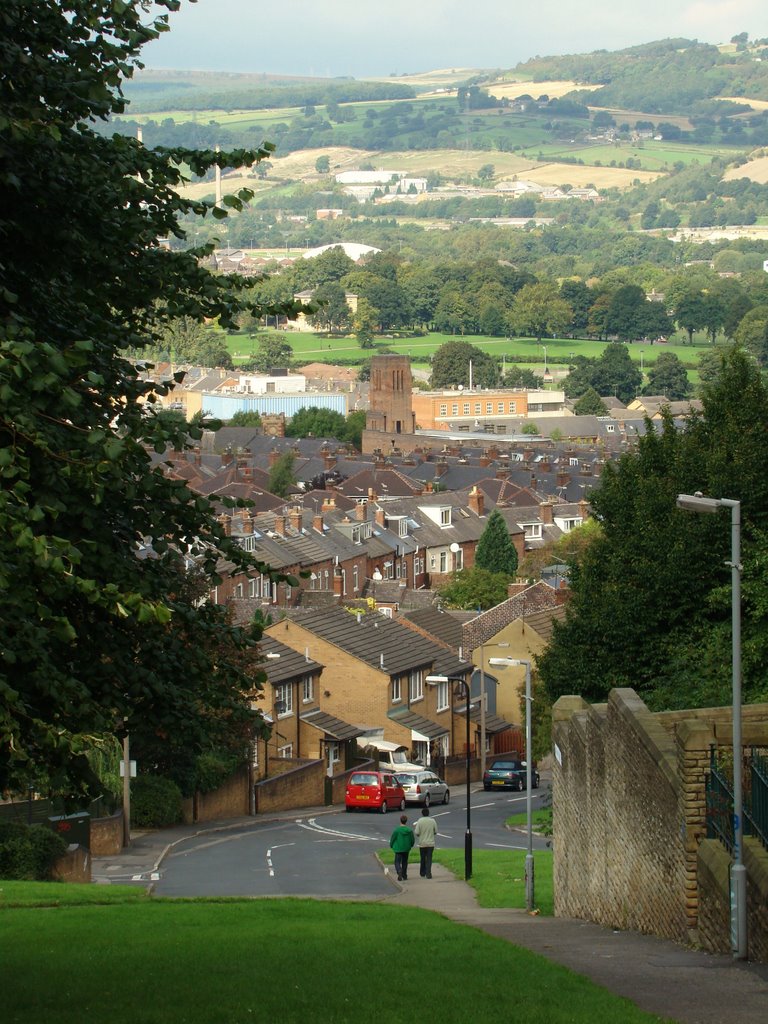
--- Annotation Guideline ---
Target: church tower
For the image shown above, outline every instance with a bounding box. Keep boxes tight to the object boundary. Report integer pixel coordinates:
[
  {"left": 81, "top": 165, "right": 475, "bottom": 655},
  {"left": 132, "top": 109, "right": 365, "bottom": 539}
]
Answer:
[{"left": 366, "top": 354, "right": 415, "bottom": 435}]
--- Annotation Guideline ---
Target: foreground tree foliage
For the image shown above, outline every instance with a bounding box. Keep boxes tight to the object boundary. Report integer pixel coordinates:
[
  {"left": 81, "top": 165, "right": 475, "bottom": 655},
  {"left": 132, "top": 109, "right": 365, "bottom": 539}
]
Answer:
[
  {"left": 539, "top": 348, "right": 768, "bottom": 711},
  {"left": 475, "top": 510, "right": 519, "bottom": 577},
  {"left": 0, "top": 1, "right": 296, "bottom": 797}
]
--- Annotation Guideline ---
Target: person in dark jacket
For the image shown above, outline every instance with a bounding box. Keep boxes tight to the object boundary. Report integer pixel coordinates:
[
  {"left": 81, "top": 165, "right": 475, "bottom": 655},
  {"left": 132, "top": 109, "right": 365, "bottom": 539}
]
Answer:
[{"left": 389, "top": 814, "right": 415, "bottom": 881}]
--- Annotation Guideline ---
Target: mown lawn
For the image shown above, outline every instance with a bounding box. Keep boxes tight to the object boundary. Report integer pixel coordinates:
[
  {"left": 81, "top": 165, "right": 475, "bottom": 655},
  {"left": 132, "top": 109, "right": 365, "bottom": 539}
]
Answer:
[
  {"left": 1, "top": 888, "right": 672, "bottom": 1024},
  {"left": 380, "top": 846, "right": 554, "bottom": 914}
]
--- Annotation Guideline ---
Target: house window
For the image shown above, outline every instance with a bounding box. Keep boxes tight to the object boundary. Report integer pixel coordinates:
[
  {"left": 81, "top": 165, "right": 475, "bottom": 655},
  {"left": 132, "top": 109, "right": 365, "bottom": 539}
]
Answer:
[
  {"left": 249, "top": 578, "right": 259, "bottom": 598},
  {"left": 606, "top": 424, "right": 615, "bottom": 433},
  {"left": 380, "top": 606, "right": 393, "bottom": 618},
  {"left": 398, "top": 519, "right": 408, "bottom": 538},
  {"left": 392, "top": 677, "right": 402, "bottom": 702},
  {"left": 451, "top": 403, "right": 459, "bottom": 415},
  {"left": 235, "top": 583, "right": 243, "bottom": 598},
  {"left": 497, "top": 402, "right": 504, "bottom": 413},
  {"left": 383, "top": 560, "right": 393, "bottom": 580},
  {"left": 277, "top": 743, "right": 293, "bottom": 758},
  {"left": 439, "top": 550, "right": 448, "bottom": 572},
  {"left": 474, "top": 402, "right": 481, "bottom": 414},
  {"left": 351, "top": 525, "right": 361, "bottom": 544},
  {"left": 324, "top": 570, "right": 330, "bottom": 589},
  {"left": 409, "top": 669, "right": 423, "bottom": 702},
  {"left": 302, "top": 676, "right": 314, "bottom": 703},
  {"left": 440, "top": 508, "right": 450, "bottom": 526},
  {"left": 275, "top": 684, "right": 292, "bottom": 715},
  {"left": 463, "top": 403, "right": 470, "bottom": 415},
  {"left": 436, "top": 680, "right": 449, "bottom": 711},
  {"left": 453, "top": 547, "right": 464, "bottom": 570},
  {"left": 353, "top": 565, "right": 359, "bottom": 591},
  {"left": 486, "top": 402, "right": 493, "bottom": 414},
  {"left": 285, "top": 583, "right": 292, "bottom": 601},
  {"left": 395, "top": 561, "right": 401, "bottom": 579},
  {"left": 439, "top": 403, "right": 447, "bottom": 415},
  {"left": 570, "top": 457, "right": 579, "bottom": 467},
  {"left": 430, "top": 554, "right": 436, "bottom": 569},
  {"left": 326, "top": 741, "right": 340, "bottom": 765},
  {"left": 508, "top": 402, "right": 516, "bottom": 414}
]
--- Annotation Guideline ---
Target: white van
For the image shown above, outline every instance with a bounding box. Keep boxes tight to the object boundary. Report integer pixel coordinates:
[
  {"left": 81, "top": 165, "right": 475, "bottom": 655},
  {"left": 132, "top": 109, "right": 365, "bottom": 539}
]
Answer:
[{"left": 360, "top": 738, "right": 423, "bottom": 774}]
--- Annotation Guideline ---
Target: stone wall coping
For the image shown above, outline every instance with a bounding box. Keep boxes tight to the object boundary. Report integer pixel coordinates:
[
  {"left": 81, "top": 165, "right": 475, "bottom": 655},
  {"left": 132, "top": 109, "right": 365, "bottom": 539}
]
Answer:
[
  {"left": 698, "top": 838, "right": 731, "bottom": 892},
  {"left": 552, "top": 695, "right": 590, "bottom": 723},
  {"left": 744, "top": 837, "right": 768, "bottom": 894},
  {"left": 676, "top": 719, "right": 716, "bottom": 751},
  {"left": 610, "top": 688, "right": 679, "bottom": 793}
]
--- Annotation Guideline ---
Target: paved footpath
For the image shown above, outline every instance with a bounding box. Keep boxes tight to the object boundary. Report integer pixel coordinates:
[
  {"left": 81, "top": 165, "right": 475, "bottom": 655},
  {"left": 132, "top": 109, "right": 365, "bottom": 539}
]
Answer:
[{"left": 94, "top": 817, "right": 768, "bottom": 1024}]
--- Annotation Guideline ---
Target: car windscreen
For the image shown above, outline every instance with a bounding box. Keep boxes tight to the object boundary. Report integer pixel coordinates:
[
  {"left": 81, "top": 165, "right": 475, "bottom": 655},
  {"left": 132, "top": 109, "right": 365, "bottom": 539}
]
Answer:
[
  {"left": 350, "top": 774, "right": 379, "bottom": 786},
  {"left": 490, "top": 761, "right": 520, "bottom": 770}
]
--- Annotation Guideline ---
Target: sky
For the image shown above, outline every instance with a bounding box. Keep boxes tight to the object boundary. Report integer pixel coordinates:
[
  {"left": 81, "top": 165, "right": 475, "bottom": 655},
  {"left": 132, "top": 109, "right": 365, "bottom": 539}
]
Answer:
[{"left": 144, "top": 0, "right": 768, "bottom": 79}]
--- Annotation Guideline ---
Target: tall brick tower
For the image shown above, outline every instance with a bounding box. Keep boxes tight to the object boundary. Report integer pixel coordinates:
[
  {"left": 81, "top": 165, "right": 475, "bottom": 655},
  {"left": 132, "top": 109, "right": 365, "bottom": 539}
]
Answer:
[{"left": 366, "top": 354, "right": 415, "bottom": 435}]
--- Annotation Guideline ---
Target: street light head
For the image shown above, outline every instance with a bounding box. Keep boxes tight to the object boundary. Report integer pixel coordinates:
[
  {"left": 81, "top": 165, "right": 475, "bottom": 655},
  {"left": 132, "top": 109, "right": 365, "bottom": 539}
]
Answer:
[
  {"left": 425, "top": 675, "right": 449, "bottom": 684},
  {"left": 676, "top": 492, "right": 722, "bottom": 514},
  {"left": 488, "top": 657, "right": 529, "bottom": 668}
]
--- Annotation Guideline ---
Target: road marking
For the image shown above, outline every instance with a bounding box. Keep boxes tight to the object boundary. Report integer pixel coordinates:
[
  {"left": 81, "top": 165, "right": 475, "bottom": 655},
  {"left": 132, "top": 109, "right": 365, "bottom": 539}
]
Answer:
[
  {"left": 472, "top": 801, "right": 495, "bottom": 809},
  {"left": 486, "top": 842, "right": 527, "bottom": 850},
  {"left": 298, "top": 818, "right": 375, "bottom": 841},
  {"left": 131, "top": 874, "right": 143, "bottom": 880}
]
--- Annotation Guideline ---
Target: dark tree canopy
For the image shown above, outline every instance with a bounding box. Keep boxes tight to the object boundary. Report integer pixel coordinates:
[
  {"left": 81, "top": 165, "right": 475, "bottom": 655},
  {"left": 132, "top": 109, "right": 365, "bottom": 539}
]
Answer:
[
  {"left": 538, "top": 349, "right": 768, "bottom": 712},
  {"left": 430, "top": 340, "right": 499, "bottom": 389},
  {"left": 475, "top": 510, "right": 519, "bottom": 576},
  {"left": 0, "top": 1, "right": 294, "bottom": 797}
]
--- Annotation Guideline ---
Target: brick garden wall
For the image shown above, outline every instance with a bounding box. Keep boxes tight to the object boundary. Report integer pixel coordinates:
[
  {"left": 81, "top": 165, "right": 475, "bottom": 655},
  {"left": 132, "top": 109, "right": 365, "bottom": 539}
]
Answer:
[
  {"left": 254, "top": 760, "right": 325, "bottom": 814},
  {"left": 553, "top": 688, "right": 768, "bottom": 958}
]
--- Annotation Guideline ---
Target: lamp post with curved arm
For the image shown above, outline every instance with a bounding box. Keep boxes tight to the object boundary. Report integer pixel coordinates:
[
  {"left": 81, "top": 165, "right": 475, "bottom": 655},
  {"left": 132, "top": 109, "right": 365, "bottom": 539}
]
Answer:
[{"left": 426, "top": 673, "right": 473, "bottom": 880}]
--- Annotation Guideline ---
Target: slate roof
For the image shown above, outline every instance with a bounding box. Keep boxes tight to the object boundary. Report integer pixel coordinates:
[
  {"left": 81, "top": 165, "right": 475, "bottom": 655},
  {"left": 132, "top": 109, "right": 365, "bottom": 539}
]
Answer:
[
  {"left": 300, "top": 708, "right": 364, "bottom": 741},
  {"left": 259, "top": 635, "right": 323, "bottom": 683},
  {"left": 387, "top": 706, "right": 449, "bottom": 739},
  {"left": 278, "top": 606, "right": 468, "bottom": 678}
]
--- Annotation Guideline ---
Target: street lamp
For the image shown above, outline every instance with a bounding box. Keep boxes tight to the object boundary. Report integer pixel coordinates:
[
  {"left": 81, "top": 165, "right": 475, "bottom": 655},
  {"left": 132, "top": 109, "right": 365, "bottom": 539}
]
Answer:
[
  {"left": 426, "top": 674, "right": 473, "bottom": 880},
  {"left": 489, "top": 657, "right": 534, "bottom": 912},
  {"left": 677, "top": 491, "right": 746, "bottom": 960}
]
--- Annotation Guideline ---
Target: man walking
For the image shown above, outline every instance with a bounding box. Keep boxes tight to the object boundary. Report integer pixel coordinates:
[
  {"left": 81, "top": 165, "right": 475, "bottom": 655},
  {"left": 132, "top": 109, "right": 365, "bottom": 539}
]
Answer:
[
  {"left": 413, "top": 806, "right": 438, "bottom": 878},
  {"left": 389, "top": 813, "right": 415, "bottom": 881}
]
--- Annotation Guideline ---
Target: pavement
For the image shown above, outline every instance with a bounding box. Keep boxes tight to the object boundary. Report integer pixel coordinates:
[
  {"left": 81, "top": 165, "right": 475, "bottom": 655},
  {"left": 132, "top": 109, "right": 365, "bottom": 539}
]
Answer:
[{"left": 92, "top": 810, "right": 768, "bottom": 1024}]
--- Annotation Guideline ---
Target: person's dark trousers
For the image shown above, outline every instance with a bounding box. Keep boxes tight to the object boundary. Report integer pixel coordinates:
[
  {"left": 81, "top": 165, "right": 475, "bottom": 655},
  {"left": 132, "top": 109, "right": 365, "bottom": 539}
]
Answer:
[
  {"left": 419, "top": 846, "right": 434, "bottom": 878},
  {"left": 394, "top": 852, "right": 410, "bottom": 880}
]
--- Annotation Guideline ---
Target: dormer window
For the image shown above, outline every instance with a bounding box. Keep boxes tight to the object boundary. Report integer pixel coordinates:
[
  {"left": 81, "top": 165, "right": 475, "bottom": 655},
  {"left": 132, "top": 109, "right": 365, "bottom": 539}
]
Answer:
[{"left": 440, "top": 508, "right": 450, "bottom": 527}]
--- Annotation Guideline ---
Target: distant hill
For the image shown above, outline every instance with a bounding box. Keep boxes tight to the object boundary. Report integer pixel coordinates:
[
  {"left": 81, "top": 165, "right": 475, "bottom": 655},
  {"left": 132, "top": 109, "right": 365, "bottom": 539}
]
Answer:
[{"left": 510, "top": 37, "right": 768, "bottom": 115}]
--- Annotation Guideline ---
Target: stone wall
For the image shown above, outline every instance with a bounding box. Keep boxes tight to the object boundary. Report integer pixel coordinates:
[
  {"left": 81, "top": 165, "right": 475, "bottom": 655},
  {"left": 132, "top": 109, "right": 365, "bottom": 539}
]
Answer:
[
  {"left": 52, "top": 844, "right": 91, "bottom": 883},
  {"left": 254, "top": 759, "right": 325, "bottom": 814},
  {"left": 553, "top": 688, "right": 768, "bottom": 959},
  {"left": 90, "top": 811, "right": 123, "bottom": 855},
  {"left": 181, "top": 767, "right": 249, "bottom": 825}
]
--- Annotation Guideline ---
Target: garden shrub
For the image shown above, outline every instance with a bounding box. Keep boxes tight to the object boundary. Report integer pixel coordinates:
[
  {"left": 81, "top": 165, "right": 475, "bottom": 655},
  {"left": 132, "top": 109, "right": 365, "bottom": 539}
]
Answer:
[
  {"left": 131, "top": 775, "right": 184, "bottom": 828},
  {"left": 0, "top": 821, "right": 67, "bottom": 879},
  {"left": 194, "top": 750, "right": 243, "bottom": 794}
]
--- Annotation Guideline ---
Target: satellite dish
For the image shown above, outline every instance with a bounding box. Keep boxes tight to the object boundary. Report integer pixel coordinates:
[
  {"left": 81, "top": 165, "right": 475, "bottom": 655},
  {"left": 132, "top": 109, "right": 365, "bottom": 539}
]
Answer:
[
  {"left": 450, "top": 542, "right": 460, "bottom": 553},
  {"left": 372, "top": 568, "right": 383, "bottom": 581}
]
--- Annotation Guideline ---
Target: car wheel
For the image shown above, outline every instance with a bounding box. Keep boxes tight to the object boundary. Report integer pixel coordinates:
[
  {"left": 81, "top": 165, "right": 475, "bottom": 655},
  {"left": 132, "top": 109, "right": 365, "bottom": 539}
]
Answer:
[
  {"left": 533, "top": 775, "right": 539, "bottom": 790},
  {"left": 424, "top": 794, "right": 430, "bottom": 808},
  {"left": 399, "top": 798, "right": 406, "bottom": 811},
  {"left": 380, "top": 801, "right": 388, "bottom": 814},
  {"left": 346, "top": 805, "right": 353, "bottom": 813},
  {"left": 483, "top": 785, "right": 491, "bottom": 791},
  {"left": 516, "top": 779, "right": 523, "bottom": 791},
  {"left": 443, "top": 790, "right": 450, "bottom": 805}
]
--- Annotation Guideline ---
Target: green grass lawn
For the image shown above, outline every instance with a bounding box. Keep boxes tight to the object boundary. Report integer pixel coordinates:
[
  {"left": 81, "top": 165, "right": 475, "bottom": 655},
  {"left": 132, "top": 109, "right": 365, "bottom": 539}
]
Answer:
[
  {"left": 380, "top": 846, "right": 554, "bottom": 914},
  {"left": 228, "top": 327, "right": 707, "bottom": 373},
  {"left": 1, "top": 887, "right": 670, "bottom": 1024},
  {"left": 505, "top": 809, "right": 553, "bottom": 833}
]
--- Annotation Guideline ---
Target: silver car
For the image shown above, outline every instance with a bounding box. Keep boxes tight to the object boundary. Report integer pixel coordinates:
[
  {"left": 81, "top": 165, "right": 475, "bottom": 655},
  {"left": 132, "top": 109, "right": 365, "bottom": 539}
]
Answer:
[{"left": 395, "top": 771, "right": 450, "bottom": 807}]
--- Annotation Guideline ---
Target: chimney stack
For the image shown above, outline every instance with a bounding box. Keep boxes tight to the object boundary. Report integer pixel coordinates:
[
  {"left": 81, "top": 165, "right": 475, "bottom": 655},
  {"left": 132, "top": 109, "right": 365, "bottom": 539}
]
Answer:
[
  {"left": 313, "top": 513, "right": 324, "bottom": 534},
  {"left": 375, "top": 507, "right": 386, "bottom": 528},
  {"left": 268, "top": 448, "right": 280, "bottom": 467},
  {"left": 289, "top": 506, "right": 303, "bottom": 532},
  {"left": 540, "top": 501, "right": 553, "bottom": 525},
  {"left": 273, "top": 515, "right": 286, "bottom": 537},
  {"left": 468, "top": 486, "right": 484, "bottom": 517}
]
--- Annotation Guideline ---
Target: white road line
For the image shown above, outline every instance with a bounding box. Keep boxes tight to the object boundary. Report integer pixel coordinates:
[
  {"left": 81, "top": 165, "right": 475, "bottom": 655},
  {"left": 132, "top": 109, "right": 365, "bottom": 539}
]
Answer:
[
  {"left": 131, "top": 874, "right": 143, "bottom": 881},
  {"left": 486, "top": 842, "right": 527, "bottom": 850},
  {"left": 297, "top": 818, "right": 375, "bottom": 841},
  {"left": 472, "top": 801, "right": 495, "bottom": 809}
]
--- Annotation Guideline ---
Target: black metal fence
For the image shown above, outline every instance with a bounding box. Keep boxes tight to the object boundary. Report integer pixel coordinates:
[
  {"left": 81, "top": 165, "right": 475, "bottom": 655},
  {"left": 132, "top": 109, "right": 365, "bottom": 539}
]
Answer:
[{"left": 706, "top": 746, "right": 768, "bottom": 854}]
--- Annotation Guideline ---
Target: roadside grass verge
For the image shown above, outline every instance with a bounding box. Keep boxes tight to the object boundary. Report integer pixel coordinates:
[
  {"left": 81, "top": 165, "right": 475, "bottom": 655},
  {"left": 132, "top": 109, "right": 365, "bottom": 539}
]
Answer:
[
  {"left": 0, "top": 880, "right": 148, "bottom": 908},
  {"left": 380, "top": 847, "right": 554, "bottom": 915},
  {"left": 1, "top": 893, "right": 669, "bottom": 1024},
  {"left": 506, "top": 808, "right": 553, "bottom": 833}
]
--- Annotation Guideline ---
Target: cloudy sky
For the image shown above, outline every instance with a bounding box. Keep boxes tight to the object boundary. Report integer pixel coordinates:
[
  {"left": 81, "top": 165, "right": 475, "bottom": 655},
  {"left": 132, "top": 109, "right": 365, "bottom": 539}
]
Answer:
[{"left": 144, "top": 1, "right": 768, "bottom": 78}]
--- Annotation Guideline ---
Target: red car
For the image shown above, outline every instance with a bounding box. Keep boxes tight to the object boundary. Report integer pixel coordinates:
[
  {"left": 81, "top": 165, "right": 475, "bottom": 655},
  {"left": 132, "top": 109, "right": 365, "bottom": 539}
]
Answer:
[{"left": 345, "top": 771, "right": 406, "bottom": 813}]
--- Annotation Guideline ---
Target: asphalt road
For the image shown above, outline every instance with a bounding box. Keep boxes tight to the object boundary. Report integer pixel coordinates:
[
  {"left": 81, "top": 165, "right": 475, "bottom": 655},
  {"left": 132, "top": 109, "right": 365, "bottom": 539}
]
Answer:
[{"left": 152, "top": 784, "right": 549, "bottom": 898}]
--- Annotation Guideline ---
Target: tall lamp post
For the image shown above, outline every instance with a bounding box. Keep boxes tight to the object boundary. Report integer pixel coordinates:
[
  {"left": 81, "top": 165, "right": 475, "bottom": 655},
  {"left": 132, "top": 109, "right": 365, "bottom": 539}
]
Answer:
[
  {"left": 426, "top": 674, "right": 473, "bottom": 880},
  {"left": 677, "top": 492, "right": 746, "bottom": 960},
  {"left": 489, "top": 657, "right": 534, "bottom": 912}
]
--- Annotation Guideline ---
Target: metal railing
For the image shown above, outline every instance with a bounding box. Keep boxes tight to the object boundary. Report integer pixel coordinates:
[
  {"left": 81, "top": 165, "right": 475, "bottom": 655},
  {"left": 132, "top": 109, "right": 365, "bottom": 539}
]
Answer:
[{"left": 706, "top": 746, "right": 768, "bottom": 854}]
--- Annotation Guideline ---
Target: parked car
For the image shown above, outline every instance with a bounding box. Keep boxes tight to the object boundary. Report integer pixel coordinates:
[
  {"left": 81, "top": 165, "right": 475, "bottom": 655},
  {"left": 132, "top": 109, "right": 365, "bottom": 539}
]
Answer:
[
  {"left": 482, "top": 758, "right": 540, "bottom": 792},
  {"left": 395, "top": 771, "right": 450, "bottom": 807},
  {"left": 345, "top": 771, "right": 406, "bottom": 813}
]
